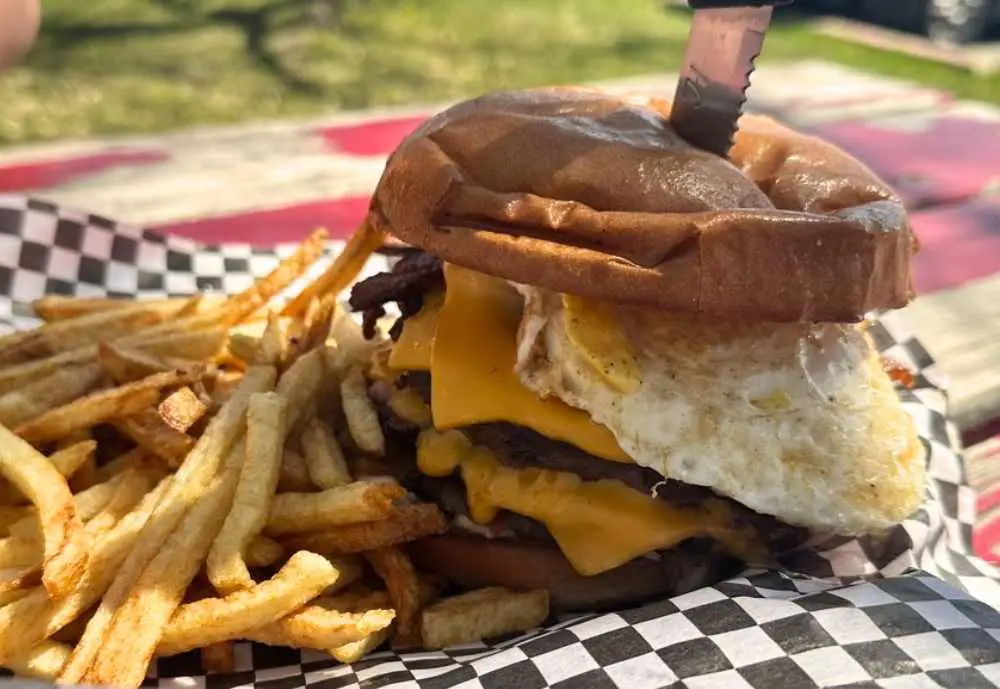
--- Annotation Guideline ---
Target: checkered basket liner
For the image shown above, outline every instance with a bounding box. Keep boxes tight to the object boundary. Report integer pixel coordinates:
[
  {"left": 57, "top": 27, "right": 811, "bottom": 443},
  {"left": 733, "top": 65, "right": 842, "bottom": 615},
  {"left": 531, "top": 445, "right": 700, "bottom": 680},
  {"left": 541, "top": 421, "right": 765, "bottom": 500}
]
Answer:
[{"left": 1, "top": 194, "right": 999, "bottom": 689}]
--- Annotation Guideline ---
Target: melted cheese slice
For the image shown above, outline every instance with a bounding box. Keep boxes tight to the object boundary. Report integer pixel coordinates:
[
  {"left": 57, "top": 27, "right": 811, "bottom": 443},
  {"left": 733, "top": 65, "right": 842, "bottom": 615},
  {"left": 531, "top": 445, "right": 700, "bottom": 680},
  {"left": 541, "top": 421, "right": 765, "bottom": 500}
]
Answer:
[
  {"left": 417, "top": 429, "right": 745, "bottom": 576},
  {"left": 393, "top": 263, "right": 629, "bottom": 462},
  {"left": 388, "top": 292, "right": 444, "bottom": 371}
]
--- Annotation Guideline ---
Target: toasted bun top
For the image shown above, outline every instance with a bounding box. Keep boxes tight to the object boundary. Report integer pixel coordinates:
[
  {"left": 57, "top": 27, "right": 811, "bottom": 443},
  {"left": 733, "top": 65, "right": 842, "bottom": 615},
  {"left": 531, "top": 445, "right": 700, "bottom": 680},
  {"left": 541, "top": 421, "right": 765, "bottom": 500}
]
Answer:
[{"left": 370, "top": 87, "right": 916, "bottom": 321}]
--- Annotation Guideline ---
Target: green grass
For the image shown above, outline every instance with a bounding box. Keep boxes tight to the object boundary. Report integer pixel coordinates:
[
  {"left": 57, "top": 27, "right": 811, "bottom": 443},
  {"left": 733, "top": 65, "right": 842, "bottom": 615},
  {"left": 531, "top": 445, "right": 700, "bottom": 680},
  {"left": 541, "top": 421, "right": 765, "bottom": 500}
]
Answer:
[{"left": 0, "top": 0, "right": 998, "bottom": 146}]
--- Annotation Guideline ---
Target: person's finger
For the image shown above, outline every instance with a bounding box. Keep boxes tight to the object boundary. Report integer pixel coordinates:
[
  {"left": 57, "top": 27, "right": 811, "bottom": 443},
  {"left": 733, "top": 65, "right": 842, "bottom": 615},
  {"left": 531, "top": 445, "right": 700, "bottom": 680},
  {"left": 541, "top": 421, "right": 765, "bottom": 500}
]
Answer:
[{"left": 0, "top": 0, "right": 41, "bottom": 70}]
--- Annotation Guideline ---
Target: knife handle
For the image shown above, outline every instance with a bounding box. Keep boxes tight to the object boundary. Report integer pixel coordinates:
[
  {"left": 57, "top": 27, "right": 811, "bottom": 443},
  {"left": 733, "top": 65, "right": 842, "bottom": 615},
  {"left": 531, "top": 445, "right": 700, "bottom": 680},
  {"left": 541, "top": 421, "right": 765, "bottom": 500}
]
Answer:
[{"left": 687, "top": 0, "right": 793, "bottom": 7}]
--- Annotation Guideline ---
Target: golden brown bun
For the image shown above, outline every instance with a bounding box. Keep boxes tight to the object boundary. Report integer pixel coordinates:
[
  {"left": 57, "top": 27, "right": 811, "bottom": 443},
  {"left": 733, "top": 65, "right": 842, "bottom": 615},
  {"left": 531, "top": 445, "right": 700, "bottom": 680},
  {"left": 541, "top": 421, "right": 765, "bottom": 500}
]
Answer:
[
  {"left": 409, "top": 534, "right": 740, "bottom": 612},
  {"left": 370, "top": 88, "right": 916, "bottom": 322}
]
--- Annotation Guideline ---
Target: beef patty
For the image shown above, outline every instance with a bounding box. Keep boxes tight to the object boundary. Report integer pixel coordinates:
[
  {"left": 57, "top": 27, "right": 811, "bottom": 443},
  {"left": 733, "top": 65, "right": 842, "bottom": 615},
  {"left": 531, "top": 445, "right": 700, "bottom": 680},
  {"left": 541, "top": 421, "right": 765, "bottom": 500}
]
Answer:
[{"left": 353, "top": 256, "right": 810, "bottom": 555}]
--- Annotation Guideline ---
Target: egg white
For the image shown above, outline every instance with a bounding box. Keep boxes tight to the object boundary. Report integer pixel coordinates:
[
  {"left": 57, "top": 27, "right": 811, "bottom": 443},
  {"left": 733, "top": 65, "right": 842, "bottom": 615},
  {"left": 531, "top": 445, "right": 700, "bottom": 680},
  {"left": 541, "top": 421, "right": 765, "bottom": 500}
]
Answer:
[{"left": 514, "top": 286, "right": 924, "bottom": 536}]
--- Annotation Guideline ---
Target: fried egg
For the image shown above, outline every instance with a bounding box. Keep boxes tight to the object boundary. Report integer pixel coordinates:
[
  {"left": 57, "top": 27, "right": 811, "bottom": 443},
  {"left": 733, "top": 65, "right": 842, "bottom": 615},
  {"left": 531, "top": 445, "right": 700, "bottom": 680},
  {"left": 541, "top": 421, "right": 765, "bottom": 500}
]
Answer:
[{"left": 514, "top": 286, "right": 924, "bottom": 536}]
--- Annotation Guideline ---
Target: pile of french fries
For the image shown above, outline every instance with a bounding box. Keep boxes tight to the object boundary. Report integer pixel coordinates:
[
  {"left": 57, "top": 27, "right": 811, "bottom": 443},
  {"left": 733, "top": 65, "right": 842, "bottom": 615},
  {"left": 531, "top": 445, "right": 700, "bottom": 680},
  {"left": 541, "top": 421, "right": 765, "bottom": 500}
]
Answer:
[{"left": 0, "top": 228, "right": 549, "bottom": 687}]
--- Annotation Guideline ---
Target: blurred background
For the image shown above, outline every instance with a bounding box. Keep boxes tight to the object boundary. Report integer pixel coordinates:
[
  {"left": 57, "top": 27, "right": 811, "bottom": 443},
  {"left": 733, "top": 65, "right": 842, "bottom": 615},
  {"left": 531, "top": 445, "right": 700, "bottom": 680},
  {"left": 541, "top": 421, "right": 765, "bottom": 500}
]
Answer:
[{"left": 1, "top": 0, "right": 999, "bottom": 146}]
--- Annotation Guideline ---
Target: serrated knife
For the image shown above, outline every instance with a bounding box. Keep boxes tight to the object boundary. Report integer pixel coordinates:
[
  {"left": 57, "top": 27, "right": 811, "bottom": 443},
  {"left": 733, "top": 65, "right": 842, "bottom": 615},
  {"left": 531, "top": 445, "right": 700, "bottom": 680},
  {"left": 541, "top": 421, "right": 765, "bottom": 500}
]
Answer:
[{"left": 669, "top": 0, "right": 791, "bottom": 158}]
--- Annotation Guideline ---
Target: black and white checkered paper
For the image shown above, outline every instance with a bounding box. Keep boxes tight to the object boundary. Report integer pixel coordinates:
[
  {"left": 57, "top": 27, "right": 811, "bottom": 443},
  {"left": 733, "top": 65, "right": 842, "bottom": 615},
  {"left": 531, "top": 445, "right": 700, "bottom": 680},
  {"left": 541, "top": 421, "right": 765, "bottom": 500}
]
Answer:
[{"left": 2, "top": 193, "right": 1000, "bottom": 689}]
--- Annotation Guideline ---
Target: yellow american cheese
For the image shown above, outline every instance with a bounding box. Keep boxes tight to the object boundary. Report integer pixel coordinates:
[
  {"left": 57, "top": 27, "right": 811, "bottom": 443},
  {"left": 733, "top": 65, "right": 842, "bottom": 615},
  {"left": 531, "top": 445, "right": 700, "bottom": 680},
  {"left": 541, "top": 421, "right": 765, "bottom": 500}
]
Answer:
[
  {"left": 405, "top": 263, "right": 629, "bottom": 462},
  {"left": 416, "top": 429, "right": 742, "bottom": 576},
  {"left": 388, "top": 291, "right": 445, "bottom": 371}
]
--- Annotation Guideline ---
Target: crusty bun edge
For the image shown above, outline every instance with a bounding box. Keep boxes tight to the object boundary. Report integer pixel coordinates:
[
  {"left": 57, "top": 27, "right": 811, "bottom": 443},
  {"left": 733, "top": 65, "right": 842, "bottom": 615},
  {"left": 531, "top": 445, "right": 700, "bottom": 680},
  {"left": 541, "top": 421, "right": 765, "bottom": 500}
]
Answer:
[{"left": 371, "top": 88, "right": 915, "bottom": 322}]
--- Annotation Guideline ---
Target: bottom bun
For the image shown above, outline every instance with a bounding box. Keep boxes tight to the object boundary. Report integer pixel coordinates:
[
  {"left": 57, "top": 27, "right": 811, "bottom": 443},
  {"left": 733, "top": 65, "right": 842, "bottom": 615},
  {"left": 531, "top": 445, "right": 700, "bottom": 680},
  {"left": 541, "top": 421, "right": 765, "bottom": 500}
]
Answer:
[{"left": 410, "top": 534, "right": 742, "bottom": 612}]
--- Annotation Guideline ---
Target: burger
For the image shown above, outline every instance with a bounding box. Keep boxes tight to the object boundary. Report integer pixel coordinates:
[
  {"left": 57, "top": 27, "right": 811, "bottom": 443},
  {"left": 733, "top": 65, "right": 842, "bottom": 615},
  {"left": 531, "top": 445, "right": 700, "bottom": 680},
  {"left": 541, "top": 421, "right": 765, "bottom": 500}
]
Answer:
[{"left": 347, "top": 88, "right": 924, "bottom": 612}]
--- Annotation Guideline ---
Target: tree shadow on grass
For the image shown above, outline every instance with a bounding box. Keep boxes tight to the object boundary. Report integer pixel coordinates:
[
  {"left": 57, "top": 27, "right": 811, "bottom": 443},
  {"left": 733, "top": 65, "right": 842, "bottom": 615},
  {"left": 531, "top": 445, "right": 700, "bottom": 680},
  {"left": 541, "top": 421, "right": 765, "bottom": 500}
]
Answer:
[{"left": 34, "top": 0, "right": 352, "bottom": 94}]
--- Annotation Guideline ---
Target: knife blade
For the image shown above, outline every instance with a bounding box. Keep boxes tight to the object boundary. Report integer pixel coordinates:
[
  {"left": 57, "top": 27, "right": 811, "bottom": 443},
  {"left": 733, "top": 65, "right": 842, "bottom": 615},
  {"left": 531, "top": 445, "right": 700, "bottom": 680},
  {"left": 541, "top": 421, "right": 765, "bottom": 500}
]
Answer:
[{"left": 669, "top": 2, "right": 781, "bottom": 158}]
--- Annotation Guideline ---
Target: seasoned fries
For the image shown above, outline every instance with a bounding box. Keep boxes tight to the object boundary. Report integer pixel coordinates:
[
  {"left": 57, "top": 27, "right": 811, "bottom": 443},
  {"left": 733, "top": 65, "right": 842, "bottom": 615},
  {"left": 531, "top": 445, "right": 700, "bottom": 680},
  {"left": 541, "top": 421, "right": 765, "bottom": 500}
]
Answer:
[
  {"left": 158, "top": 386, "right": 208, "bottom": 432},
  {"left": 301, "top": 416, "right": 351, "bottom": 489},
  {"left": 249, "top": 605, "right": 395, "bottom": 653},
  {"left": 98, "top": 341, "right": 173, "bottom": 384},
  {"left": 278, "top": 446, "right": 313, "bottom": 492},
  {"left": 0, "top": 305, "right": 168, "bottom": 367},
  {"left": 283, "top": 503, "right": 448, "bottom": 555},
  {"left": 0, "top": 363, "right": 103, "bottom": 428},
  {"left": 0, "top": 423, "right": 89, "bottom": 598},
  {"left": 245, "top": 536, "right": 284, "bottom": 568},
  {"left": 207, "top": 392, "right": 288, "bottom": 594},
  {"left": 283, "top": 220, "right": 384, "bottom": 317},
  {"left": 4, "top": 640, "right": 72, "bottom": 680},
  {"left": 420, "top": 588, "right": 550, "bottom": 650},
  {"left": 265, "top": 481, "right": 405, "bottom": 536},
  {"left": 0, "top": 228, "right": 554, "bottom": 686},
  {"left": 341, "top": 366, "right": 386, "bottom": 456},
  {"left": 113, "top": 409, "right": 195, "bottom": 469},
  {"left": 366, "top": 547, "right": 422, "bottom": 648},
  {"left": 15, "top": 370, "right": 191, "bottom": 444},
  {"left": 159, "top": 551, "right": 338, "bottom": 656}
]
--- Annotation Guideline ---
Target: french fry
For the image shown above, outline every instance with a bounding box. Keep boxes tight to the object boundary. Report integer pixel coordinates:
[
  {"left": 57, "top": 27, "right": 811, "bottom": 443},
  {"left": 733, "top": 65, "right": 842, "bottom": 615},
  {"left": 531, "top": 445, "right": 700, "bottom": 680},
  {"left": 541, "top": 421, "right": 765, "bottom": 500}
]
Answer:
[
  {"left": 58, "top": 367, "right": 275, "bottom": 683},
  {"left": 0, "top": 505, "right": 30, "bottom": 535},
  {"left": 0, "top": 363, "right": 103, "bottom": 428},
  {"left": 95, "top": 447, "right": 147, "bottom": 483},
  {"left": 277, "top": 445, "right": 313, "bottom": 492},
  {"left": 245, "top": 536, "right": 284, "bottom": 568},
  {"left": 173, "top": 293, "right": 208, "bottom": 320},
  {"left": 248, "top": 605, "right": 395, "bottom": 654},
  {"left": 31, "top": 296, "right": 215, "bottom": 323},
  {"left": 286, "top": 296, "right": 336, "bottom": 367},
  {"left": 329, "top": 626, "right": 393, "bottom": 664},
  {"left": 159, "top": 551, "right": 338, "bottom": 656},
  {"left": 158, "top": 386, "right": 208, "bottom": 433},
  {"left": 0, "top": 329, "right": 223, "bottom": 400},
  {"left": 0, "top": 422, "right": 88, "bottom": 598},
  {"left": 113, "top": 409, "right": 195, "bottom": 469},
  {"left": 330, "top": 311, "right": 381, "bottom": 369},
  {"left": 265, "top": 481, "right": 405, "bottom": 536},
  {"left": 283, "top": 221, "right": 384, "bottom": 318},
  {"left": 226, "top": 229, "right": 329, "bottom": 324},
  {"left": 0, "top": 478, "right": 170, "bottom": 664},
  {"left": 0, "top": 347, "right": 96, "bottom": 397},
  {"left": 319, "top": 589, "right": 393, "bottom": 612},
  {"left": 8, "top": 469, "right": 131, "bottom": 544},
  {"left": 301, "top": 416, "right": 351, "bottom": 489},
  {"left": 32, "top": 296, "right": 141, "bottom": 321},
  {"left": 387, "top": 386, "right": 433, "bottom": 429},
  {"left": 366, "top": 547, "right": 422, "bottom": 648},
  {"left": 0, "top": 536, "right": 40, "bottom": 568},
  {"left": 0, "top": 305, "right": 168, "bottom": 367},
  {"left": 200, "top": 642, "right": 235, "bottom": 675},
  {"left": 69, "top": 451, "right": 244, "bottom": 688},
  {"left": 227, "top": 334, "right": 259, "bottom": 365},
  {"left": 254, "top": 311, "right": 286, "bottom": 366},
  {"left": 15, "top": 370, "right": 190, "bottom": 444},
  {"left": 129, "top": 328, "right": 229, "bottom": 362},
  {"left": 208, "top": 392, "right": 287, "bottom": 594},
  {"left": 281, "top": 503, "right": 448, "bottom": 555},
  {"left": 420, "top": 588, "right": 550, "bottom": 650},
  {"left": 0, "top": 469, "right": 152, "bottom": 599},
  {"left": 75, "top": 473, "right": 127, "bottom": 522},
  {"left": 340, "top": 366, "right": 385, "bottom": 456},
  {"left": 98, "top": 341, "right": 172, "bottom": 384},
  {"left": 69, "top": 455, "right": 100, "bottom": 493},
  {"left": 275, "top": 348, "right": 326, "bottom": 433},
  {"left": 0, "top": 441, "right": 97, "bottom": 505},
  {"left": 0, "top": 568, "right": 39, "bottom": 606},
  {"left": 3, "top": 640, "right": 72, "bottom": 679},
  {"left": 209, "top": 370, "right": 245, "bottom": 410},
  {"left": 84, "top": 469, "right": 156, "bottom": 538}
]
